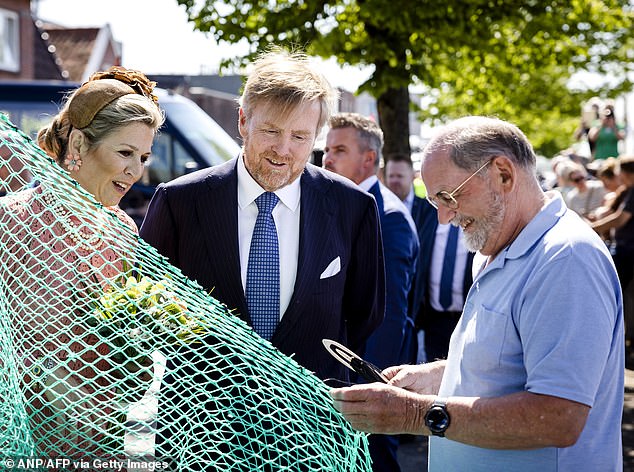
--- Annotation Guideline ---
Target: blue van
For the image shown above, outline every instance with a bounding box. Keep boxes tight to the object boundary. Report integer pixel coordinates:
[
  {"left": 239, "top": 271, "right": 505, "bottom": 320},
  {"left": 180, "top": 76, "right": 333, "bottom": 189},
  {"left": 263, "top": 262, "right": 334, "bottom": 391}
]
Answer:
[{"left": 0, "top": 80, "right": 241, "bottom": 225}]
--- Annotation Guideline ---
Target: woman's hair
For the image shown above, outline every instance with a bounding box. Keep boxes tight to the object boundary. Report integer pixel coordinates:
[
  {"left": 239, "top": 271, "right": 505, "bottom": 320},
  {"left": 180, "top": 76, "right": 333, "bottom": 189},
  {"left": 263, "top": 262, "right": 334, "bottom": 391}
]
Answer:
[
  {"left": 597, "top": 157, "right": 619, "bottom": 180},
  {"left": 619, "top": 155, "right": 634, "bottom": 175},
  {"left": 562, "top": 161, "right": 587, "bottom": 181},
  {"left": 239, "top": 48, "right": 338, "bottom": 133},
  {"left": 37, "top": 67, "right": 165, "bottom": 164}
]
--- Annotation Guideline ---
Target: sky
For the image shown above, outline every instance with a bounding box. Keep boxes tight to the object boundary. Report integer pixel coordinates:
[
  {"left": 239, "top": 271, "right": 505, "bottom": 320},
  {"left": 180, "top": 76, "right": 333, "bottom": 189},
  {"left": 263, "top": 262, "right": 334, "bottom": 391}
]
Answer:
[{"left": 34, "top": 0, "right": 372, "bottom": 92}]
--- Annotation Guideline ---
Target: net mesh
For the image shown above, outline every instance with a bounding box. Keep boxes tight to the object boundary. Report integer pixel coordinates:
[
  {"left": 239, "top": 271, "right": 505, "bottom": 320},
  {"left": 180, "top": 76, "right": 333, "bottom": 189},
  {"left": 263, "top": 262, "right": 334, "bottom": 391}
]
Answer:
[{"left": 0, "top": 114, "right": 370, "bottom": 471}]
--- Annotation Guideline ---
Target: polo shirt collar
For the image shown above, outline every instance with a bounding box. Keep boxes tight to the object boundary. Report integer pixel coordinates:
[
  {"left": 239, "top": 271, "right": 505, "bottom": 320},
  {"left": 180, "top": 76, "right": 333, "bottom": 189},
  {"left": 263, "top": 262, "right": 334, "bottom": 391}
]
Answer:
[{"left": 483, "top": 191, "right": 565, "bottom": 272}]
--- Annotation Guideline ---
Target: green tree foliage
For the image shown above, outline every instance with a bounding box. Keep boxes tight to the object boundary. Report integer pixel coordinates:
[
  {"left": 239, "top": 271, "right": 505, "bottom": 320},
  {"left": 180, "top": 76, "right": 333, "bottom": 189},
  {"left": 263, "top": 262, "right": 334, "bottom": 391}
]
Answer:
[{"left": 176, "top": 0, "right": 634, "bottom": 158}]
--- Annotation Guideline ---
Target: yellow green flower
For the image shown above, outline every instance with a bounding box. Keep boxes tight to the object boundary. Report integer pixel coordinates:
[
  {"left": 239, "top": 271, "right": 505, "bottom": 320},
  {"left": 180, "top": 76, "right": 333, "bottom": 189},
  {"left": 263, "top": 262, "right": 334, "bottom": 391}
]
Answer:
[{"left": 88, "top": 269, "right": 209, "bottom": 359}]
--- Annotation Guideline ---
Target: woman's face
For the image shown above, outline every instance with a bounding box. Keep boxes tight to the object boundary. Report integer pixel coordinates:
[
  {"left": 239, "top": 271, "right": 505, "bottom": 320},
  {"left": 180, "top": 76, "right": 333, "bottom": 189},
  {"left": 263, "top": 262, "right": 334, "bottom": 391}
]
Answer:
[
  {"left": 74, "top": 123, "right": 154, "bottom": 207},
  {"left": 599, "top": 174, "right": 621, "bottom": 192}
]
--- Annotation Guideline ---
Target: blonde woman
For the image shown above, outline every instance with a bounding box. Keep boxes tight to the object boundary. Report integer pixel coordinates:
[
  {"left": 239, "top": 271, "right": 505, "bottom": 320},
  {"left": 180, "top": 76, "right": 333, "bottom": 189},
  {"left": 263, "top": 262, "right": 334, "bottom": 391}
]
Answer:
[{"left": 0, "top": 67, "right": 164, "bottom": 456}]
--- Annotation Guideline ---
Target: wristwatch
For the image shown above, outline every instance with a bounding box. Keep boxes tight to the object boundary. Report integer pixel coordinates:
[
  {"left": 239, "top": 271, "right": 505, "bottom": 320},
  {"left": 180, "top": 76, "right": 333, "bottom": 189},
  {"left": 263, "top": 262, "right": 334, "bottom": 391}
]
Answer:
[{"left": 424, "top": 397, "right": 451, "bottom": 437}]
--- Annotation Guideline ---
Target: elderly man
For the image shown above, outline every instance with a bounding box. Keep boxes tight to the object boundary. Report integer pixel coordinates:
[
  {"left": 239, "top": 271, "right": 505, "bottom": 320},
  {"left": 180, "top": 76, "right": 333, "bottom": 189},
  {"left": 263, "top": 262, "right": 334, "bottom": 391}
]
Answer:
[{"left": 331, "top": 116, "right": 624, "bottom": 471}]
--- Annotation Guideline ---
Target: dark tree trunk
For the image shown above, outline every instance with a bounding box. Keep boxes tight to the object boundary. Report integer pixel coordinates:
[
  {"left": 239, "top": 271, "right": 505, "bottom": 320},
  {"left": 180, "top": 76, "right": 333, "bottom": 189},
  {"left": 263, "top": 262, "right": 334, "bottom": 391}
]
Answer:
[{"left": 376, "top": 86, "right": 411, "bottom": 162}]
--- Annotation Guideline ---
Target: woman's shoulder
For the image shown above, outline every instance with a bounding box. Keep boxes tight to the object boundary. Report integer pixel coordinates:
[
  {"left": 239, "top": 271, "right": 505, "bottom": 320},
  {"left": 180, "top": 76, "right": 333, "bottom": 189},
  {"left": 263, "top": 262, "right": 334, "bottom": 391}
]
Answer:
[{"left": 108, "top": 206, "right": 139, "bottom": 235}]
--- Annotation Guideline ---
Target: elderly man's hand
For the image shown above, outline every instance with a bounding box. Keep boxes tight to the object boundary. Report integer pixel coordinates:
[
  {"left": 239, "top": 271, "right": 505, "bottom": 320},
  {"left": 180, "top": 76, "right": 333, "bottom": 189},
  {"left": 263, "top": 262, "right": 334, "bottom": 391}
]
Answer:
[
  {"left": 330, "top": 383, "right": 429, "bottom": 434},
  {"left": 383, "top": 362, "right": 445, "bottom": 395}
]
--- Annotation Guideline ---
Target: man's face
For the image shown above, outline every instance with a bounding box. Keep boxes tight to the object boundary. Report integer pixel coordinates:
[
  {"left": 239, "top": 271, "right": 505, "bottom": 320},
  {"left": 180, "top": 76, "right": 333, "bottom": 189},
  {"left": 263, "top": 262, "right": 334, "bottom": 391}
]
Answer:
[
  {"left": 422, "top": 152, "right": 505, "bottom": 255},
  {"left": 323, "top": 127, "right": 371, "bottom": 185},
  {"left": 385, "top": 160, "right": 414, "bottom": 201},
  {"left": 450, "top": 189, "right": 505, "bottom": 254},
  {"left": 239, "top": 100, "right": 320, "bottom": 191}
]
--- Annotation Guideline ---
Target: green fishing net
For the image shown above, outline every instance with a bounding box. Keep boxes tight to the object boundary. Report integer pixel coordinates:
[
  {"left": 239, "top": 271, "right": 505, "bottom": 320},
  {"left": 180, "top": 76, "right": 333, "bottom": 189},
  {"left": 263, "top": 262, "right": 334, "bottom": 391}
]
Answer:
[{"left": 0, "top": 113, "right": 371, "bottom": 471}]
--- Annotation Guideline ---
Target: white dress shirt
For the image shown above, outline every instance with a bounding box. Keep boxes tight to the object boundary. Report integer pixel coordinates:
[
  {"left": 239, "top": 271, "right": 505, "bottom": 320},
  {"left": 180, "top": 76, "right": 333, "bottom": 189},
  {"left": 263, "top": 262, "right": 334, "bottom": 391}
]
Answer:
[
  {"left": 237, "top": 156, "right": 300, "bottom": 320},
  {"left": 358, "top": 175, "right": 379, "bottom": 193},
  {"left": 403, "top": 187, "right": 415, "bottom": 213},
  {"left": 429, "top": 223, "right": 468, "bottom": 312}
]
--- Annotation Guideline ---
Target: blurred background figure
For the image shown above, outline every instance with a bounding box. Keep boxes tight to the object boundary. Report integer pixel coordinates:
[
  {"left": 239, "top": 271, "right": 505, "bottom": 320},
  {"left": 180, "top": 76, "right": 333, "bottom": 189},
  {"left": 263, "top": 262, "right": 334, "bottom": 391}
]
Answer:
[
  {"left": 563, "top": 161, "right": 607, "bottom": 219},
  {"left": 384, "top": 153, "right": 473, "bottom": 365},
  {"left": 552, "top": 158, "right": 578, "bottom": 200},
  {"left": 384, "top": 153, "right": 416, "bottom": 204},
  {"left": 384, "top": 153, "right": 428, "bottom": 363},
  {"left": 596, "top": 157, "right": 624, "bottom": 193},
  {"left": 574, "top": 96, "right": 602, "bottom": 157},
  {"left": 591, "top": 155, "right": 634, "bottom": 364},
  {"left": 588, "top": 105, "right": 625, "bottom": 160},
  {"left": 591, "top": 155, "right": 633, "bottom": 284},
  {"left": 592, "top": 157, "right": 624, "bottom": 221}
]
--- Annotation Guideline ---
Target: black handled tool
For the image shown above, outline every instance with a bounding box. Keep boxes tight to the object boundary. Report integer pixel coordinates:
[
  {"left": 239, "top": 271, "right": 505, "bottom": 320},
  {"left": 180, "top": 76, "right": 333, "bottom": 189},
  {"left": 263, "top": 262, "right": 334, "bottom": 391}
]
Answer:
[{"left": 322, "top": 339, "right": 388, "bottom": 383}]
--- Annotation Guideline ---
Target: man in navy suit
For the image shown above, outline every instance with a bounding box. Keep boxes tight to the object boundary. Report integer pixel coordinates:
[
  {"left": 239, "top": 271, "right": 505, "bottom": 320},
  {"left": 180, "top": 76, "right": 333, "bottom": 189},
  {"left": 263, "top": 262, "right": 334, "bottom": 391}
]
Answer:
[
  {"left": 140, "top": 51, "right": 385, "bottom": 465},
  {"left": 324, "top": 113, "right": 419, "bottom": 472},
  {"left": 386, "top": 154, "right": 474, "bottom": 363}
]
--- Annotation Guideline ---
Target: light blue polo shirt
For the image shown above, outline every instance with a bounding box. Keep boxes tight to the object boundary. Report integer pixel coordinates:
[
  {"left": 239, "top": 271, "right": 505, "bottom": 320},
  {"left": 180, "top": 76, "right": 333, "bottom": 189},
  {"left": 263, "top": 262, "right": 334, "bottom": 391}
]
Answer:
[{"left": 430, "top": 192, "right": 624, "bottom": 472}]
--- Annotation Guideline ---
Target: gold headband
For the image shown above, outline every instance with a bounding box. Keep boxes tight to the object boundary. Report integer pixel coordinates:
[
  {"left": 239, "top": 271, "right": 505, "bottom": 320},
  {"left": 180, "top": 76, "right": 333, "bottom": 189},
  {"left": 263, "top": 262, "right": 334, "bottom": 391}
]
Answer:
[{"left": 67, "top": 79, "right": 136, "bottom": 129}]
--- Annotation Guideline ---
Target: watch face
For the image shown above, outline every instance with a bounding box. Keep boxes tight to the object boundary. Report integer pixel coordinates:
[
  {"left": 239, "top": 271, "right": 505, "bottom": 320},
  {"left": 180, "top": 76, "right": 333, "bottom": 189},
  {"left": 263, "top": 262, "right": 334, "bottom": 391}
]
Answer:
[{"left": 426, "top": 406, "right": 450, "bottom": 434}]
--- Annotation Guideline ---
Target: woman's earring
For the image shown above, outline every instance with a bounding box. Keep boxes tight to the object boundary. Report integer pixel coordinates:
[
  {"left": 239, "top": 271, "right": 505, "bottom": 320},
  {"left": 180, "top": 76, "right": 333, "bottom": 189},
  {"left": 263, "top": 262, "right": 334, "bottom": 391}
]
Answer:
[{"left": 64, "top": 154, "right": 82, "bottom": 172}]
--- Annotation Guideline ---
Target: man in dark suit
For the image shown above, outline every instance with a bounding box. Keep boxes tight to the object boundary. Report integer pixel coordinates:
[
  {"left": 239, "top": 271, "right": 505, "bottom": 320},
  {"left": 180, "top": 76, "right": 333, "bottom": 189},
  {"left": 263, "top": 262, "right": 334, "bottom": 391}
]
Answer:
[
  {"left": 385, "top": 154, "right": 474, "bottom": 362},
  {"left": 324, "top": 113, "right": 419, "bottom": 472},
  {"left": 140, "top": 51, "right": 385, "bottom": 466}
]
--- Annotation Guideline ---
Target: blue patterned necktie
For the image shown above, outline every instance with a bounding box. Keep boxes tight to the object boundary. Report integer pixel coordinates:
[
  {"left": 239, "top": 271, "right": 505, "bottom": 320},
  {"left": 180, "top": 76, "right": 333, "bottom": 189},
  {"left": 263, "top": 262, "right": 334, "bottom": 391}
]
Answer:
[
  {"left": 246, "top": 192, "right": 280, "bottom": 340},
  {"left": 439, "top": 225, "right": 459, "bottom": 310}
]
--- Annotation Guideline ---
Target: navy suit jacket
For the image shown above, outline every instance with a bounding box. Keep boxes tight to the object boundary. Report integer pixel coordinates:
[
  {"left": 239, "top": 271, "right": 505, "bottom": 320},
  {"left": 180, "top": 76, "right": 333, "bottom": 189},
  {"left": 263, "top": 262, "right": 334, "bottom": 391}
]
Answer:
[
  {"left": 140, "top": 158, "right": 385, "bottom": 381},
  {"left": 410, "top": 196, "right": 474, "bottom": 327},
  {"left": 362, "top": 182, "right": 419, "bottom": 370}
]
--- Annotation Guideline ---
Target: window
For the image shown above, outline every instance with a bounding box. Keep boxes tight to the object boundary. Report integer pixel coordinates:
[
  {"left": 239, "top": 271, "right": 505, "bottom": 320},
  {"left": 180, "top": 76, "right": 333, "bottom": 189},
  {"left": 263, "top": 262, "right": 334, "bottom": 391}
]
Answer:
[
  {"left": 0, "top": 8, "right": 19, "bottom": 72},
  {"left": 147, "top": 132, "right": 202, "bottom": 185}
]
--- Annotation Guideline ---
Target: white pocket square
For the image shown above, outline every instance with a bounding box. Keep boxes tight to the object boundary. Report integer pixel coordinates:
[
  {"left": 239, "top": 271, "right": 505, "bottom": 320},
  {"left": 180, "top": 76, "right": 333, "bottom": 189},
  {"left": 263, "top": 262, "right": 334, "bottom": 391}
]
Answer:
[{"left": 320, "top": 256, "right": 341, "bottom": 279}]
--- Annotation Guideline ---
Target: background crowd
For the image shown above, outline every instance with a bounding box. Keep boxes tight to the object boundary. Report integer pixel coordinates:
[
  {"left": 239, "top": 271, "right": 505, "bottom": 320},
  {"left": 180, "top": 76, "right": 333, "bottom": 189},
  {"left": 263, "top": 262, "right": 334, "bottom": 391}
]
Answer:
[
  {"left": 0, "top": 54, "right": 631, "bottom": 471},
  {"left": 545, "top": 98, "right": 633, "bottom": 363}
]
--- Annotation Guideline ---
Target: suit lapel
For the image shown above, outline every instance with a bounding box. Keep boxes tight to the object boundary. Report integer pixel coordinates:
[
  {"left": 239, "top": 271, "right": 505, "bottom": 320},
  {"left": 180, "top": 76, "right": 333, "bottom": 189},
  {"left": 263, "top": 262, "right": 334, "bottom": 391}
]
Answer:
[
  {"left": 413, "top": 197, "right": 438, "bottom": 277},
  {"left": 195, "top": 160, "right": 250, "bottom": 322},
  {"left": 411, "top": 197, "right": 439, "bottom": 307},
  {"left": 273, "top": 168, "right": 336, "bottom": 340},
  {"left": 414, "top": 196, "right": 473, "bottom": 301},
  {"left": 368, "top": 182, "right": 385, "bottom": 219}
]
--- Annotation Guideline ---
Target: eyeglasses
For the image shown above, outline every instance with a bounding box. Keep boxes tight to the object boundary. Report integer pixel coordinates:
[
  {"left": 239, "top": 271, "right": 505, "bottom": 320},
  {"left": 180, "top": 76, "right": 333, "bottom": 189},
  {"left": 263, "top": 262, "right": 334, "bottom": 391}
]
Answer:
[
  {"left": 426, "top": 159, "right": 492, "bottom": 210},
  {"left": 571, "top": 175, "right": 585, "bottom": 183}
]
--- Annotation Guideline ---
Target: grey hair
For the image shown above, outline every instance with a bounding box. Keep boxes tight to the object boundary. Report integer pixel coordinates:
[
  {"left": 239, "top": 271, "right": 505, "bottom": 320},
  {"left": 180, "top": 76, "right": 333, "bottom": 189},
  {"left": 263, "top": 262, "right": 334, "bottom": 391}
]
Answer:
[
  {"left": 328, "top": 112, "right": 383, "bottom": 171},
  {"left": 424, "top": 116, "right": 536, "bottom": 172}
]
